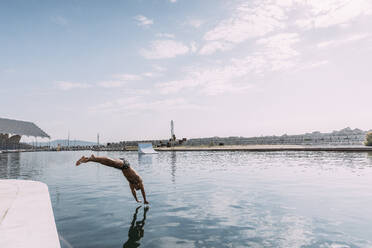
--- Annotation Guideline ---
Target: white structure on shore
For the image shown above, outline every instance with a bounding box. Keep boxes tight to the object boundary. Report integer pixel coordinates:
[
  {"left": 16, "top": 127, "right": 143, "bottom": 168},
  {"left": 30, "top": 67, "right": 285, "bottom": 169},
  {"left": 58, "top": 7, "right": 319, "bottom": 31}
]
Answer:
[{"left": 138, "top": 143, "right": 158, "bottom": 154}]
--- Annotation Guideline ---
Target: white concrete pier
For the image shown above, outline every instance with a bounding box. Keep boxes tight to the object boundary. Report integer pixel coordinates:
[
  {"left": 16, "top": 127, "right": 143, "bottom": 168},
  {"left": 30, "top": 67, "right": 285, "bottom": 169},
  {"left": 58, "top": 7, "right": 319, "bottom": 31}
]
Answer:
[{"left": 0, "top": 180, "right": 61, "bottom": 248}]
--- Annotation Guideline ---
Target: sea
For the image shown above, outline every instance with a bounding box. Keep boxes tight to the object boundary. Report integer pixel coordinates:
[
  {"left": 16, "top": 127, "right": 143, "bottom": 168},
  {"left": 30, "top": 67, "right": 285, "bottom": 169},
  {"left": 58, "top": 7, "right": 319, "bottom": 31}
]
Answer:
[{"left": 1, "top": 150, "right": 372, "bottom": 248}]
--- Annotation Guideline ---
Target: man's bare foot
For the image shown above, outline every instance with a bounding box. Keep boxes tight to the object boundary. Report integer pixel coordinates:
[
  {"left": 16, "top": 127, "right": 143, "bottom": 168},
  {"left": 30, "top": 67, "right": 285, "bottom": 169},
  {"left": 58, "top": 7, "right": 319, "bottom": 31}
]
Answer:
[{"left": 76, "top": 156, "right": 89, "bottom": 166}]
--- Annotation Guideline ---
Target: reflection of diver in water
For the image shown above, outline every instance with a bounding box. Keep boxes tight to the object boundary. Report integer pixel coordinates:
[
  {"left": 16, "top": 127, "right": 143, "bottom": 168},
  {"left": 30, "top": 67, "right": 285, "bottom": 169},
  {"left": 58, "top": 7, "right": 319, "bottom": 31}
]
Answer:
[{"left": 123, "top": 206, "right": 149, "bottom": 248}]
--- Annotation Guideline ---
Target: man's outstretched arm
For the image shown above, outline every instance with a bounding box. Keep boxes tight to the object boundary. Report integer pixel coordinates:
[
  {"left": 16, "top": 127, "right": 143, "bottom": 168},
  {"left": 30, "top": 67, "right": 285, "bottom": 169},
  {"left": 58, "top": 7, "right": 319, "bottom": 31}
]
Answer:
[
  {"left": 130, "top": 183, "right": 141, "bottom": 203},
  {"left": 76, "top": 155, "right": 123, "bottom": 169},
  {"left": 140, "top": 183, "right": 149, "bottom": 204}
]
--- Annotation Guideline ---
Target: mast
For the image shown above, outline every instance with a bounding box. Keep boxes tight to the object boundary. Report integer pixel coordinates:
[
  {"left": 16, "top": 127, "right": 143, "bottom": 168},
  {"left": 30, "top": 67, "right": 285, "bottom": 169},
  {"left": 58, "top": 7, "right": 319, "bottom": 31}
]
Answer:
[
  {"left": 171, "top": 120, "right": 174, "bottom": 138},
  {"left": 67, "top": 130, "right": 70, "bottom": 148}
]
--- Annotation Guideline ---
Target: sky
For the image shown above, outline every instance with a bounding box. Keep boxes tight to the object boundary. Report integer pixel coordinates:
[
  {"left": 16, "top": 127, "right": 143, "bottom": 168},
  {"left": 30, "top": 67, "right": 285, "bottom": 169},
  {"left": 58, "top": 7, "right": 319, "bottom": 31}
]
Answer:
[{"left": 0, "top": 0, "right": 372, "bottom": 142}]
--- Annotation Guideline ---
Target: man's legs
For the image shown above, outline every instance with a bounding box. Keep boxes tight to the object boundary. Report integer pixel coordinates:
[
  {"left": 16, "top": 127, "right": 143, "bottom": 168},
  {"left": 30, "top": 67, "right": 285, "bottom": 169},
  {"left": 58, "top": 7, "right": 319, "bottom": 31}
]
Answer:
[{"left": 76, "top": 154, "right": 123, "bottom": 169}]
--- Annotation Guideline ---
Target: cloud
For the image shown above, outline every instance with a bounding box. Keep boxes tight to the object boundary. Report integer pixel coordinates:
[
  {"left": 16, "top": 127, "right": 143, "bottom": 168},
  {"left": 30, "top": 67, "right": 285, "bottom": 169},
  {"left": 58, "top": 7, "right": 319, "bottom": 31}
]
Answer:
[
  {"left": 156, "top": 33, "right": 300, "bottom": 96},
  {"left": 204, "top": 1, "right": 287, "bottom": 44},
  {"left": 157, "top": 76, "right": 254, "bottom": 96},
  {"left": 142, "top": 72, "right": 163, "bottom": 78},
  {"left": 317, "top": 33, "right": 371, "bottom": 48},
  {"left": 298, "top": 60, "right": 330, "bottom": 70},
  {"left": 190, "top": 41, "right": 198, "bottom": 53},
  {"left": 255, "top": 32, "right": 300, "bottom": 71},
  {"left": 156, "top": 60, "right": 257, "bottom": 96},
  {"left": 200, "top": 0, "right": 290, "bottom": 55},
  {"left": 199, "top": 41, "right": 233, "bottom": 55},
  {"left": 56, "top": 81, "right": 90, "bottom": 90},
  {"left": 199, "top": 0, "right": 372, "bottom": 55},
  {"left": 112, "top": 74, "right": 142, "bottom": 81},
  {"left": 308, "top": 60, "right": 329, "bottom": 68},
  {"left": 295, "top": 0, "right": 372, "bottom": 29},
  {"left": 51, "top": 16, "right": 68, "bottom": 26},
  {"left": 1, "top": 68, "right": 15, "bottom": 73},
  {"left": 156, "top": 33, "right": 175, "bottom": 39},
  {"left": 152, "top": 65, "right": 167, "bottom": 72},
  {"left": 188, "top": 19, "right": 203, "bottom": 28},
  {"left": 90, "top": 96, "right": 140, "bottom": 113},
  {"left": 99, "top": 71, "right": 164, "bottom": 86},
  {"left": 134, "top": 15, "right": 154, "bottom": 27},
  {"left": 140, "top": 40, "right": 189, "bottom": 59},
  {"left": 97, "top": 81, "right": 126, "bottom": 88},
  {"left": 140, "top": 66, "right": 167, "bottom": 78},
  {"left": 169, "top": 0, "right": 177, "bottom": 3},
  {"left": 95, "top": 74, "right": 144, "bottom": 88},
  {"left": 91, "top": 97, "right": 201, "bottom": 114}
]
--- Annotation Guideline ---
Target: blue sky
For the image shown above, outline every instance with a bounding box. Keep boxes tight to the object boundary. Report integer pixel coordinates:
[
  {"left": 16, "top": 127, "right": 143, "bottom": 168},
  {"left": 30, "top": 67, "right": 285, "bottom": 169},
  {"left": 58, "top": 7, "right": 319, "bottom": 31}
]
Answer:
[{"left": 1, "top": 0, "right": 372, "bottom": 142}]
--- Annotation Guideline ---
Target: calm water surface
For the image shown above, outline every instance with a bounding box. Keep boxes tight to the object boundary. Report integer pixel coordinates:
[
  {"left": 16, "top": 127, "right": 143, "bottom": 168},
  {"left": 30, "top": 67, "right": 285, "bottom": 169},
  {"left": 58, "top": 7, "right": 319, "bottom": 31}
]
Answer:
[{"left": 1, "top": 151, "right": 372, "bottom": 248}]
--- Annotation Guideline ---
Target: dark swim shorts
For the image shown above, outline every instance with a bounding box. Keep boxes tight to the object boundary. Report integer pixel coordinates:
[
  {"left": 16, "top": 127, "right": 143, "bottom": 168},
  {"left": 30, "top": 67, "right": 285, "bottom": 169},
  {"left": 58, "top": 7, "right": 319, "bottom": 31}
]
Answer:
[{"left": 119, "top": 158, "right": 131, "bottom": 170}]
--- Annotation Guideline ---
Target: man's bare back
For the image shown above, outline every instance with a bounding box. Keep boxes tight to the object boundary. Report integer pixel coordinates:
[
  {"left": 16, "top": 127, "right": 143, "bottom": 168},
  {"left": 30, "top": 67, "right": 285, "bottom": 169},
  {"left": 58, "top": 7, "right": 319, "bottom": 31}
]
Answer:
[{"left": 76, "top": 154, "right": 149, "bottom": 204}]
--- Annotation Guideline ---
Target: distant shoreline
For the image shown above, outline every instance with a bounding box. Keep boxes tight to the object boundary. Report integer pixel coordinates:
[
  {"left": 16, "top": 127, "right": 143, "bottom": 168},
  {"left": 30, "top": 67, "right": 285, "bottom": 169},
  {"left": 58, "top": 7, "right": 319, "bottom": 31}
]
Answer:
[
  {"left": 2, "top": 144, "right": 372, "bottom": 154},
  {"left": 151, "top": 145, "right": 372, "bottom": 152}
]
